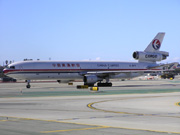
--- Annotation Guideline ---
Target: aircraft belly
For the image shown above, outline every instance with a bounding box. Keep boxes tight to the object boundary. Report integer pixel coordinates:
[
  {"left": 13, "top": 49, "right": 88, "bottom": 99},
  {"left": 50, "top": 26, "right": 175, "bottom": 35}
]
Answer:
[
  {"left": 7, "top": 74, "right": 25, "bottom": 80},
  {"left": 110, "top": 72, "right": 142, "bottom": 79},
  {"left": 9, "top": 73, "right": 83, "bottom": 80}
]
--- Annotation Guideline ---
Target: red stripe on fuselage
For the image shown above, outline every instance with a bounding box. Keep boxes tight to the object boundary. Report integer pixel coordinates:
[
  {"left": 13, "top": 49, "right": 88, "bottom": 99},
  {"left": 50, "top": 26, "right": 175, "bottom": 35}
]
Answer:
[{"left": 3, "top": 68, "right": 161, "bottom": 75}]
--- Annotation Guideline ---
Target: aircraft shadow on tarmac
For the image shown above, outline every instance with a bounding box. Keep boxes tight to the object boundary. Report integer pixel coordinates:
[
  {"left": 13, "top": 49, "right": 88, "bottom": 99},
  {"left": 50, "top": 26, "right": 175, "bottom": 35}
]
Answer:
[
  {"left": 112, "top": 84, "right": 177, "bottom": 87},
  {"left": 113, "top": 85, "right": 153, "bottom": 87}
]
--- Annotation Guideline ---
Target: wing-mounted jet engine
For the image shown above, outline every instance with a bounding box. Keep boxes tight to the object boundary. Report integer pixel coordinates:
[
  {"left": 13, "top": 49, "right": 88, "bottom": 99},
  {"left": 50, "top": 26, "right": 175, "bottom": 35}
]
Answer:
[{"left": 83, "top": 75, "right": 103, "bottom": 86}]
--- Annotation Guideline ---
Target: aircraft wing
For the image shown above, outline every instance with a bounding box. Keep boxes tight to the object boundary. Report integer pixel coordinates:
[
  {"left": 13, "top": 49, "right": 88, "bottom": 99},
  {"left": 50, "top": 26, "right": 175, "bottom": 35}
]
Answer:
[
  {"left": 85, "top": 62, "right": 179, "bottom": 77},
  {"left": 87, "top": 70, "right": 143, "bottom": 74},
  {"left": 86, "top": 70, "right": 145, "bottom": 77}
]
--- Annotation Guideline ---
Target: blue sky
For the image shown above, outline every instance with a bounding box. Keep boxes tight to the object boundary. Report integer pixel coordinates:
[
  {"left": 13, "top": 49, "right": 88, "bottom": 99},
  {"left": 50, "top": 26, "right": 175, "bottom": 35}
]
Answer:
[{"left": 0, "top": 0, "right": 180, "bottom": 65}]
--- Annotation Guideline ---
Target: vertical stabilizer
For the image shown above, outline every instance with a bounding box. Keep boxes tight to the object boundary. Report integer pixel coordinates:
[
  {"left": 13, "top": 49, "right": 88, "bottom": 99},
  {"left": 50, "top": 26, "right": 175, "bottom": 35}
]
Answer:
[{"left": 144, "top": 32, "right": 165, "bottom": 52}]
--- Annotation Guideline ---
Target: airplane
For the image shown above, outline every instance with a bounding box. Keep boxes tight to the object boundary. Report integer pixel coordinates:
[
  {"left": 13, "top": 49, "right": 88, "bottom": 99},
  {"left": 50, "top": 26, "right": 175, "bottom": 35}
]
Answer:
[
  {"left": 162, "top": 62, "right": 179, "bottom": 71},
  {"left": 3, "top": 32, "right": 170, "bottom": 88}
]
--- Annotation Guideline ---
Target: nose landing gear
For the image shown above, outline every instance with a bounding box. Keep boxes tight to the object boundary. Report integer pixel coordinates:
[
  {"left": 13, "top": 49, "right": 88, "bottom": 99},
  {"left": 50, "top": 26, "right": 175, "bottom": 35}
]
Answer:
[{"left": 26, "top": 80, "right": 31, "bottom": 88}]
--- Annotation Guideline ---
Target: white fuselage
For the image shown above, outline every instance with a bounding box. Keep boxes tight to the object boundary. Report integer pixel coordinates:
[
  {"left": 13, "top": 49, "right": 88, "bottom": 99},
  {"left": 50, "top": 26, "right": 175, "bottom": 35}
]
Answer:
[{"left": 4, "top": 61, "right": 158, "bottom": 81}]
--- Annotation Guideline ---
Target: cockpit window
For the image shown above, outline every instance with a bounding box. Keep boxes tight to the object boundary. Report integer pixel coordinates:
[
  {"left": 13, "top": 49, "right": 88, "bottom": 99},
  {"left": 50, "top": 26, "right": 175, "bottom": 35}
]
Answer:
[{"left": 10, "top": 66, "right": 15, "bottom": 69}]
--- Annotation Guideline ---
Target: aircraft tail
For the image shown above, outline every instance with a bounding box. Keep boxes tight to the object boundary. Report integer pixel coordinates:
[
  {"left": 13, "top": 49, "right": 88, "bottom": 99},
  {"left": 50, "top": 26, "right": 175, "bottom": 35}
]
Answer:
[
  {"left": 144, "top": 32, "right": 165, "bottom": 52},
  {"left": 133, "top": 32, "right": 169, "bottom": 63}
]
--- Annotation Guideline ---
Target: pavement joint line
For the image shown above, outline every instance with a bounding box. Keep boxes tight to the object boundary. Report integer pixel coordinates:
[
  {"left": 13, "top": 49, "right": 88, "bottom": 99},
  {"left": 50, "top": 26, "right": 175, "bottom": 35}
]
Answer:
[
  {"left": 111, "top": 126, "right": 180, "bottom": 134},
  {"left": 1, "top": 115, "right": 180, "bottom": 134}
]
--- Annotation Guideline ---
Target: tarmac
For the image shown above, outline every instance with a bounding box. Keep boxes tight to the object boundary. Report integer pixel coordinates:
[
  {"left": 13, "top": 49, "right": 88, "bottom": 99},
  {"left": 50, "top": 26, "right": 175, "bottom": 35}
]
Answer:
[{"left": 0, "top": 79, "right": 180, "bottom": 135}]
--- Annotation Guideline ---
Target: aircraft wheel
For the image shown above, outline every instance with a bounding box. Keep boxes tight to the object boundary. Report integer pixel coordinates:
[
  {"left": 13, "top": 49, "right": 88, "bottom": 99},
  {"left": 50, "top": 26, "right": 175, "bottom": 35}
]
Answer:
[
  {"left": 26, "top": 85, "right": 31, "bottom": 88},
  {"left": 97, "top": 82, "right": 112, "bottom": 87}
]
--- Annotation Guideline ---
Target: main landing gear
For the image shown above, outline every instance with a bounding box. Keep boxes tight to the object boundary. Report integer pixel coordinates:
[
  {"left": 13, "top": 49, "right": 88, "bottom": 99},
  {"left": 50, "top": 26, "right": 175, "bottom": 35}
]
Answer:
[
  {"left": 97, "top": 82, "right": 112, "bottom": 87},
  {"left": 97, "top": 78, "right": 112, "bottom": 87},
  {"left": 26, "top": 80, "right": 31, "bottom": 88}
]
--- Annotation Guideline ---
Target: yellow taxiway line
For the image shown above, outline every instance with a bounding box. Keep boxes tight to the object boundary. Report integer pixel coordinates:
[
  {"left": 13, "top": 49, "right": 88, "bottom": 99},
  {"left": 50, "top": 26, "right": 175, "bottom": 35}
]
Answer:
[
  {"left": 41, "top": 126, "right": 110, "bottom": 133},
  {"left": 0, "top": 115, "right": 180, "bottom": 134}
]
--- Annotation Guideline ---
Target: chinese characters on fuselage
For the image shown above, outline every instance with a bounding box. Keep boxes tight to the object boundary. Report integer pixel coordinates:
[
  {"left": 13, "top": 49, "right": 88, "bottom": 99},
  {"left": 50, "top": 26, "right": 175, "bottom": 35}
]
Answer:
[{"left": 52, "top": 63, "right": 80, "bottom": 68}]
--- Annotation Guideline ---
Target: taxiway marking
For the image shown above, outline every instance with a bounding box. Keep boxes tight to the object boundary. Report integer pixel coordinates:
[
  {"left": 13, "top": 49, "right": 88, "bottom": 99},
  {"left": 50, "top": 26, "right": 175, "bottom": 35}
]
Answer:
[
  {"left": 1, "top": 115, "right": 180, "bottom": 134},
  {"left": 41, "top": 126, "right": 110, "bottom": 133},
  {"left": 87, "top": 98, "right": 180, "bottom": 118}
]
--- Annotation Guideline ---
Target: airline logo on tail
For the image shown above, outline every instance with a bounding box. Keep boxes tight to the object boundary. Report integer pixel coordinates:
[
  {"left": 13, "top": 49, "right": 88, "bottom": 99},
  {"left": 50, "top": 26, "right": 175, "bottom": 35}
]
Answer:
[
  {"left": 144, "top": 32, "right": 165, "bottom": 53},
  {"left": 152, "top": 39, "right": 161, "bottom": 50}
]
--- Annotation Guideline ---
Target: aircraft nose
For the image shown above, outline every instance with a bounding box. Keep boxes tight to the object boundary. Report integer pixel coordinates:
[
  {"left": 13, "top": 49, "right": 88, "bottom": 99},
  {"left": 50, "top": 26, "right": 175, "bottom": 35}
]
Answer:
[{"left": 3, "top": 68, "right": 8, "bottom": 75}]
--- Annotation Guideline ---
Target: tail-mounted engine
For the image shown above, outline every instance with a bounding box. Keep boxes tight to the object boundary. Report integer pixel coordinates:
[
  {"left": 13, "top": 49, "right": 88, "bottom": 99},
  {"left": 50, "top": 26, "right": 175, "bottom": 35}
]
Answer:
[{"left": 133, "top": 51, "right": 169, "bottom": 62}]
